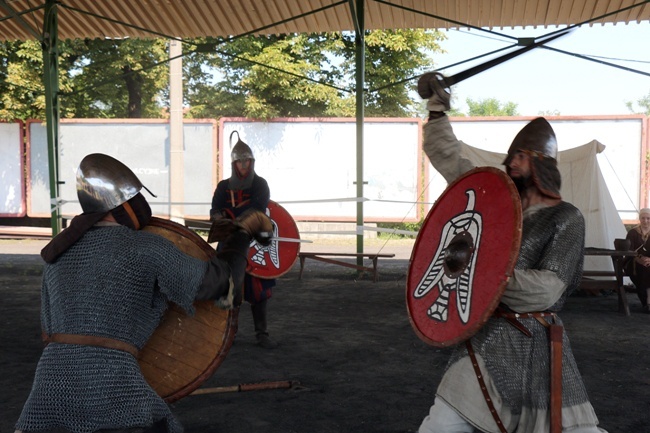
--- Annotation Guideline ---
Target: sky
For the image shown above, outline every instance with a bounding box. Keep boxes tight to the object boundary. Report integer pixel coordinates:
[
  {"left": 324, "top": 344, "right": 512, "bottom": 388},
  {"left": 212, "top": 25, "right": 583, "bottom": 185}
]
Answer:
[{"left": 429, "top": 21, "right": 650, "bottom": 116}]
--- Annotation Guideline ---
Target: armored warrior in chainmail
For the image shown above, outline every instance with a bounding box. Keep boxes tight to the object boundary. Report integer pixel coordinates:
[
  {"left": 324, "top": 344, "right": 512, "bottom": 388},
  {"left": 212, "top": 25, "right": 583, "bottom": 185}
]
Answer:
[
  {"left": 416, "top": 74, "right": 607, "bottom": 433},
  {"left": 15, "top": 154, "right": 266, "bottom": 433},
  {"left": 210, "top": 132, "right": 278, "bottom": 349}
]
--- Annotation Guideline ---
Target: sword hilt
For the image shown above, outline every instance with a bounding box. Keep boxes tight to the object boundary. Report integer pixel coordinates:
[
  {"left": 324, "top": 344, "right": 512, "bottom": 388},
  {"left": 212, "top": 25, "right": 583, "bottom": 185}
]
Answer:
[{"left": 417, "top": 71, "right": 451, "bottom": 106}]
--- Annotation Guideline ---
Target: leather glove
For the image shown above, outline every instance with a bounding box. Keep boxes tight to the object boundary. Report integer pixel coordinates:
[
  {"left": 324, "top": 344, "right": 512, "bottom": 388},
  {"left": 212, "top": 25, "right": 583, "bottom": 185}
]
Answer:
[
  {"left": 236, "top": 209, "right": 273, "bottom": 246},
  {"left": 195, "top": 253, "right": 244, "bottom": 310},
  {"left": 207, "top": 218, "right": 239, "bottom": 243},
  {"left": 417, "top": 71, "right": 451, "bottom": 112}
]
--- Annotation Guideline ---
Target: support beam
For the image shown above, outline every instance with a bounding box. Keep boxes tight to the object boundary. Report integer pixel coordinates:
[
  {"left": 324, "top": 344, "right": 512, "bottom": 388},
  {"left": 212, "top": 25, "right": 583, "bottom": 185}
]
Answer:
[
  {"left": 43, "top": 0, "right": 62, "bottom": 235},
  {"left": 353, "top": 0, "right": 365, "bottom": 261},
  {"left": 169, "top": 39, "right": 184, "bottom": 223}
]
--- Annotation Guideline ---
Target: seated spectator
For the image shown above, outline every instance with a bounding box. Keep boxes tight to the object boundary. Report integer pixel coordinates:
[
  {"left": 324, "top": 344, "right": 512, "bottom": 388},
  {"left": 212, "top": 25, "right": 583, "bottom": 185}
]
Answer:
[{"left": 625, "top": 208, "right": 650, "bottom": 313}]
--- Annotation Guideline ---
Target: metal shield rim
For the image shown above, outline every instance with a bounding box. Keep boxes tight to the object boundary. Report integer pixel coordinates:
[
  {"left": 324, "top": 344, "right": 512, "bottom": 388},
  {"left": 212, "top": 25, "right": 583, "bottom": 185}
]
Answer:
[
  {"left": 248, "top": 200, "right": 301, "bottom": 279},
  {"left": 139, "top": 217, "right": 238, "bottom": 403},
  {"left": 406, "top": 166, "right": 522, "bottom": 347}
]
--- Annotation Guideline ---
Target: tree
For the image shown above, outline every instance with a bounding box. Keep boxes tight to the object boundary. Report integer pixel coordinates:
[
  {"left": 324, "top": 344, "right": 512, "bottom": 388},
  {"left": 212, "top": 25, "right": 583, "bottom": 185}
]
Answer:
[
  {"left": 185, "top": 29, "right": 446, "bottom": 119},
  {"left": 0, "top": 40, "right": 79, "bottom": 120},
  {"left": 626, "top": 90, "right": 650, "bottom": 115},
  {"left": 185, "top": 33, "right": 348, "bottom": 119},
  {"left": 63, "top": 38, "right": 169, "bottom": 118},
  {"left": 466, "top": 97, "right": 519, "bottom": 116},
  {"left": 339, "top": 29, "right": 445, "bottom": 117},
  {"left": 0, "top": 38, "right": 169, "bottom": 120},
  {"left": 1, "top": 30, "right": 446, "bottom": 121}
]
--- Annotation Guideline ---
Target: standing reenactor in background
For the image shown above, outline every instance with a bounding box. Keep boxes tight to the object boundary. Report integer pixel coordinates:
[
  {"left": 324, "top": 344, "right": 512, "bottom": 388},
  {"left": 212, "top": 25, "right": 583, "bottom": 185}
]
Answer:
[{"left": 211, "top": 132, "right": 278, "bottom": 349}]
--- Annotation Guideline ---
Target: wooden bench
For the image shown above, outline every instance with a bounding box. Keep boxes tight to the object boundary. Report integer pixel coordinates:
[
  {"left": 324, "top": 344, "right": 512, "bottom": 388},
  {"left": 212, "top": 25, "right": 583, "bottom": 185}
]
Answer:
[
  {"left": 582, "top": 241, "right": 635, "bottom": 316},
  {"left": 298, "top": 252, "right": 396, "bottom": 282}
]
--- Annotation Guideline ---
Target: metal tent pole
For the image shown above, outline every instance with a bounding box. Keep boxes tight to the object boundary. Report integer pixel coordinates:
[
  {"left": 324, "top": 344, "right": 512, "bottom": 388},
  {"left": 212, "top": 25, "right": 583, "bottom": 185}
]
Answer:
[
  {"left": 169, "top": 39, "right": 185, "bottom": 223},
  {"left": 352, "top": 0, "right": 365, "bottom": 260},
  {"left": 43, "top": 0, "right": 62, "bottom": 235}
]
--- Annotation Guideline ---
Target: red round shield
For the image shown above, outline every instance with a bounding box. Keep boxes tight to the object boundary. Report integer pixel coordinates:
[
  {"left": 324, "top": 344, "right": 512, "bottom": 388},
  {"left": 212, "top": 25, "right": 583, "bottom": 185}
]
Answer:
[
  {"left": 247, "top": 200, "right": 300, "bottom": 278},
  {"left": 406, "top": 167, "right": 522, "bottom": 347}
]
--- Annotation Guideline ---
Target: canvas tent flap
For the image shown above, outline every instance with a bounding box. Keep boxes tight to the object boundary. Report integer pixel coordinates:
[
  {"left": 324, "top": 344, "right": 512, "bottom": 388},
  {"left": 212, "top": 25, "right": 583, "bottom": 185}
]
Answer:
[{"left": 459, "top": 140, "right": 627, "bottom": 272}]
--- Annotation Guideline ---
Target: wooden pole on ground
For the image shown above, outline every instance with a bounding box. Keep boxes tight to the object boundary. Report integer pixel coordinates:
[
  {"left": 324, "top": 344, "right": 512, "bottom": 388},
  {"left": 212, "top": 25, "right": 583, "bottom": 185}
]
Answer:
[{"left": 190, "top": 380, "right": 301, "bottom": 395}]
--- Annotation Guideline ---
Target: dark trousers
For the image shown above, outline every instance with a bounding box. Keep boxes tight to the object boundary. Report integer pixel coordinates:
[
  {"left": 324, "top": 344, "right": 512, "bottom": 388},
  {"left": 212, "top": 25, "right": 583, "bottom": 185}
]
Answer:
[{"left": 251, "top": 298, "right": 269, "bottom": 336}]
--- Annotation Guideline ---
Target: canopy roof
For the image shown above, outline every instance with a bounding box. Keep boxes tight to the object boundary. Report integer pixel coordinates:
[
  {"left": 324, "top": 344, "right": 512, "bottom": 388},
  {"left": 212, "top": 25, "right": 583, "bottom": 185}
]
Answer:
[{"left": 1, "top": 0, "right": 649, "bottom": 41}]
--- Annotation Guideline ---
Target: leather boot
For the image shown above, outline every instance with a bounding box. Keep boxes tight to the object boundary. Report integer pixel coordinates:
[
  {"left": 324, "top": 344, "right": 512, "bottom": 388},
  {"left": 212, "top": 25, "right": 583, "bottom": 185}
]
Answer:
[{"left": 251, "top": 299, "right": 278, "bottom": 349}]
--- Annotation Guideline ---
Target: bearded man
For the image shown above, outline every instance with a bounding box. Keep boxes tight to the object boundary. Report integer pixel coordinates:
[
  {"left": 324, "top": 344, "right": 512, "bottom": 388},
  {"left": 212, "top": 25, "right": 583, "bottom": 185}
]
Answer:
[{"left": 416, "top": 73, "right": 607, "bottom": 433}]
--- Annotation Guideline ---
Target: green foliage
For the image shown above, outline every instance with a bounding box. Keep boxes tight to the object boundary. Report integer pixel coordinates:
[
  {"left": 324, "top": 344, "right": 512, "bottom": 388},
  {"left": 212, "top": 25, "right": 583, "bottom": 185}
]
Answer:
[
  {"left": 625, "top": 90, "right": 650, "bottom": 115},
  {"left": 0, "top": 40, "right": 76, "bottom": 120},
  {"left": 1, "top": 30, "right": 446, "bottom": 121},
  {"left": 186, "top": 29, "right": 445, "bottom": 119},
  {"left": 64, "top": 38, "right": 170, "bottom": 118},
  {"left": 0, "top": 38, "right": 169, "bottom": 120},
  {"left": 447, "top": 107, "right": 466, "bottom": 117},
  {"left": 466, "top": 97, "right": 519, "bottom": 116},
  {"left": 353, "top": 29, "right": 445, "bottom": 117},
  {"left": 377, "top": 221, "right": 423, "bottom": 239}
]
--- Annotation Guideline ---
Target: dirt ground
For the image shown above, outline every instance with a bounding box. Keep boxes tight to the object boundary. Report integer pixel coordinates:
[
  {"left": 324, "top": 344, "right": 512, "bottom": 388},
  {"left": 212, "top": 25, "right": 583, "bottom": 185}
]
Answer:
[{"left": 1, "top": 238, "right": 649, "bottom": 433}]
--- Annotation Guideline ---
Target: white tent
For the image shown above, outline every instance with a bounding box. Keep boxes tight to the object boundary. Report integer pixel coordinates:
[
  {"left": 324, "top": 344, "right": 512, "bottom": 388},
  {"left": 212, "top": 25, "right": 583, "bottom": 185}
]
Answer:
[{"left": 460, "top": 140, "right": 628, "bottom": 272}]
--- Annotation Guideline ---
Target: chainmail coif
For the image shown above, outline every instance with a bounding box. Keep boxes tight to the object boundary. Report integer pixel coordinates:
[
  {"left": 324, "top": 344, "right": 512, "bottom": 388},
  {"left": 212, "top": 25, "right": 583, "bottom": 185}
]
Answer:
[{"left": 16, "top": 225, "right": 209, "bottom": 433}]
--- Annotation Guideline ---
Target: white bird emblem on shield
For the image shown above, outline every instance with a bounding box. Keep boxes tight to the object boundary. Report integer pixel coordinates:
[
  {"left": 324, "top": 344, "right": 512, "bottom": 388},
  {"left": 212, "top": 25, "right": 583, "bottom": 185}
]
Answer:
[
  {"left": 413, "top": 190, "right": 482, "bottom": 324},
  {"left": 249, "top": 207, "right": 281, "bottom": 270}
]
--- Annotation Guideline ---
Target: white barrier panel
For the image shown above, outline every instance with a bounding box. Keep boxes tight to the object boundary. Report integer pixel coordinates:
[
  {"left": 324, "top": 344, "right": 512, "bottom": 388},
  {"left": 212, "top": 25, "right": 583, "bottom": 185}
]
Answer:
[
  {"left": 27, "top": 120, "right": 216, "bottom": 218},
  {"left": 219, "top": 118, "right": 422, "bottom": 222},
  {"left": 0, "top": 122, "right": 24, "bottom": 217}
]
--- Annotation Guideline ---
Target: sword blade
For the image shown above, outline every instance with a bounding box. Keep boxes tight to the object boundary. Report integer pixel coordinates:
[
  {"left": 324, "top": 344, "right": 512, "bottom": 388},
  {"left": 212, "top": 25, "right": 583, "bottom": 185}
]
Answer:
[
  {"left": 270, "top": 237, "right": 313, "bottom": 243},
  {"left": 444, "top": 31, "right": 570, "bottom": 87}
]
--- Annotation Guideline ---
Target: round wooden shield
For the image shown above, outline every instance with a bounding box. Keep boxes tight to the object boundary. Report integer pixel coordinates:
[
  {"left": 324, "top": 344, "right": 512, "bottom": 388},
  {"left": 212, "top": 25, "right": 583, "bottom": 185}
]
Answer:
[
  {"left": 139, "top": 217, "right": 238, "bottom": 403},
  {"left": 247, "top": 200, "right": 300, "bottom": 279},
  {"left": 406, "top": 167, "right": 522, "bottom": 347}
]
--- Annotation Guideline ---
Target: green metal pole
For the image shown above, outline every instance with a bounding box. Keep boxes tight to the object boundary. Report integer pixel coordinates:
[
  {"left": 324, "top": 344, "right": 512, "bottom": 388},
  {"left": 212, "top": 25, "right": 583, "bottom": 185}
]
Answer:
[
  {"left": 354, "top": 0, "right": 365, "bottom": 260},
  {"left": 43, "top": 0, "right": 62, "bottom": 235}
]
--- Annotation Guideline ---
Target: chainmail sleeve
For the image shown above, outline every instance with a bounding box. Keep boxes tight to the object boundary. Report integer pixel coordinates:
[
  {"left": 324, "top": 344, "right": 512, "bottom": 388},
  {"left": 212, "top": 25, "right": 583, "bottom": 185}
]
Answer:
[
  {"left": 141, "top": 230, "right": 209, "bottom": 315},
  {"left": 16, "top": 226, "right": 209, "bottom": 433},
  {"left": 515, "top": 202, "right": 585, "bottom": 311}
]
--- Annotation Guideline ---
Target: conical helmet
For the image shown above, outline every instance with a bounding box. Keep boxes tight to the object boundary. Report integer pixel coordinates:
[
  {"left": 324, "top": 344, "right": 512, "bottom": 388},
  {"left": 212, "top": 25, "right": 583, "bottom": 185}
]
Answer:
[
  {"left": 503, "top": 117, "right": 561, "bottom": 199},
  {"left": 230, "top": 131, "right": 254, "bottom": 162},
  {"left": 503, "top": 117, "right": 557, "bottom": 165},
  {"left": 76, "top": 153, "right": 145, "bottom": 213}
]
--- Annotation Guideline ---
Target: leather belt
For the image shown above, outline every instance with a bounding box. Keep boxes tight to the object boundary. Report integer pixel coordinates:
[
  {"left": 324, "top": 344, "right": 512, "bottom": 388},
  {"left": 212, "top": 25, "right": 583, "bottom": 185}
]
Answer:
[
  {"left": 493, "top": 310, "right": 557, "bottom": 336},
  {"left": 493, "top": 311, "right": 556, "bottom": 319},
  {"left": 466, "top": 340, "right": 508, "bottom": 433},
  {"left": 43, "top": 332, "right": 139, "bottom": 357}
]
